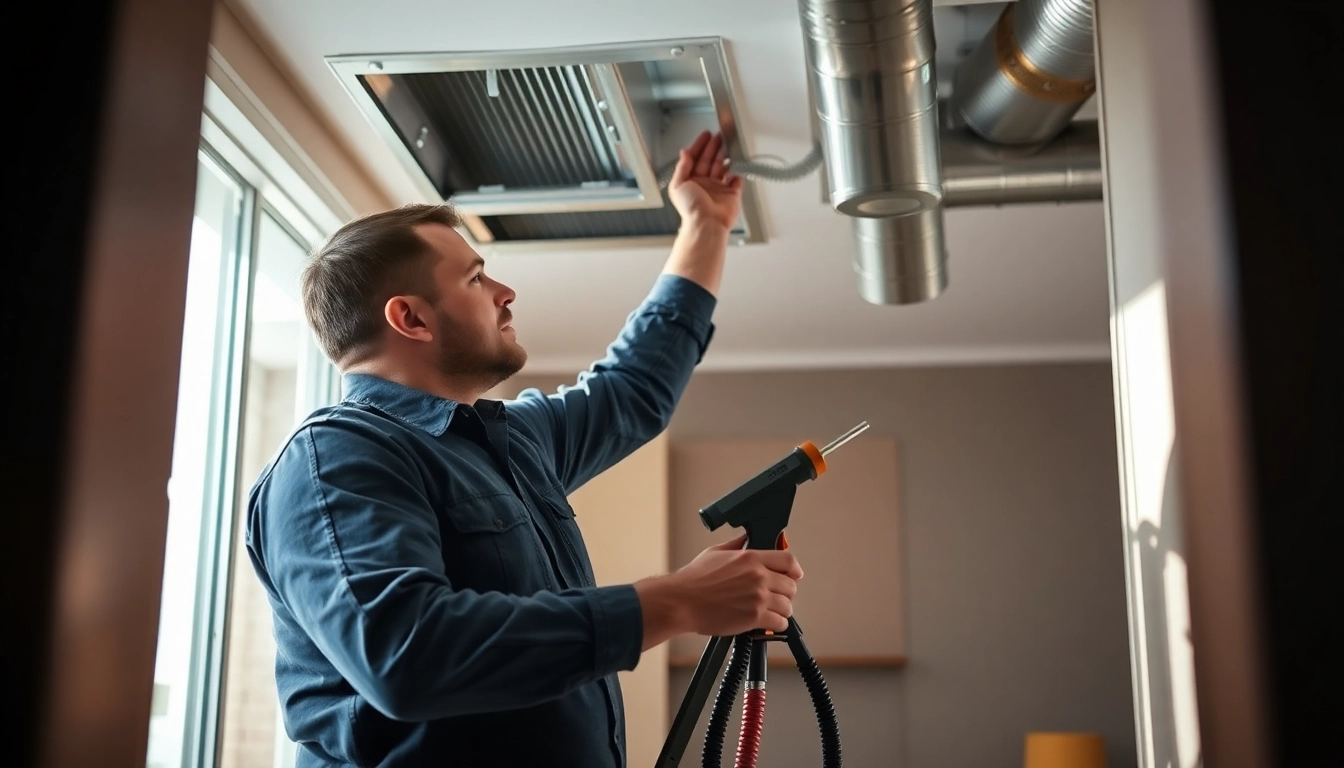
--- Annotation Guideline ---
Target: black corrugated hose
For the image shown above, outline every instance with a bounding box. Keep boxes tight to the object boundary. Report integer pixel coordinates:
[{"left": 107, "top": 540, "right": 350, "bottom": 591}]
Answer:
[
  {"left": 701, "top": 631, "right": 842, "bottom": 768},
  {"left": 789, "top": 631, "right": 842, "bottom": 768},
  {"left": 702, "top": 634, "right": 753, "bottom": 768}
]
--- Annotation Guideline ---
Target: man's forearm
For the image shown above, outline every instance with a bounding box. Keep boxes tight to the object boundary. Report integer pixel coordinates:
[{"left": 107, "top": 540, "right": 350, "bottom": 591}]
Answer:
[{"left": 662, "top": 219, "right": 731, "bottom": 297}]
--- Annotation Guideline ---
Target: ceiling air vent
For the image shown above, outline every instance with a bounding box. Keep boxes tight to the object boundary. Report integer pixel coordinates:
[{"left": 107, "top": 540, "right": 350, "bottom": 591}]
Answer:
[{"left": 327, "top": 40, "right": 765, "bottom": 248}]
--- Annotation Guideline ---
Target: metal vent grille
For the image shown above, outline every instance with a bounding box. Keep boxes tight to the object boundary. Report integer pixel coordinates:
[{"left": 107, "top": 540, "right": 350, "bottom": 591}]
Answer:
[
  {"left": 398, "top": 67, "right": 631, "bottom": 191},
  {"left": 484, "top": 193, "right": 682, "bottom": 242}
]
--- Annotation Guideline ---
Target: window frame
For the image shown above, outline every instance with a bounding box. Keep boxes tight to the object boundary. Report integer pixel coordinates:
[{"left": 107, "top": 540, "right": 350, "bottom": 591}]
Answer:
[
  {"left": 178, "top": 141, "right": 256, "bottom": 768},
  {"left": 160, "top": 77, "right": 346, "bottom": 768}
]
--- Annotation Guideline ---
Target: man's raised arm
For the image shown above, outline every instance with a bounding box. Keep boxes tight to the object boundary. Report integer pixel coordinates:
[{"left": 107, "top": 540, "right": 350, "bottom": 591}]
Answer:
[{"left": 507, "top": 131, "right": 743, "bottom": 493}]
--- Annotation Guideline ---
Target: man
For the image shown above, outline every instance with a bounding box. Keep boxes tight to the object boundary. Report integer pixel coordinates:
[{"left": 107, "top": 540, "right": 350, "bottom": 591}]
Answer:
[{"left": 245, "top": 131, "right": 805, "bottom": 768}]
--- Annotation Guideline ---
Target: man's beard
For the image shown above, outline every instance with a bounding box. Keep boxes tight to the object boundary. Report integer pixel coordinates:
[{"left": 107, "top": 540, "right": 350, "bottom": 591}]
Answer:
[{"left": 433, "top": 309, "right": 527, "bottom": 391}]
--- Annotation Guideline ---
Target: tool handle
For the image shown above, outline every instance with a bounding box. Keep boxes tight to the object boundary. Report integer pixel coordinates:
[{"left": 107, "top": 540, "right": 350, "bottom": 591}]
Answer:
[{"left": 746, "top": 526, "right": 789, "bottom": 552}]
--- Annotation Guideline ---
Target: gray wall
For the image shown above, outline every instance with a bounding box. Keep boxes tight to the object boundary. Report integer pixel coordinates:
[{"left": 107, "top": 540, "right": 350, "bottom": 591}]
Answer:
[{"left": 504, "top": 362, "right": 1135, "bottom": 767}]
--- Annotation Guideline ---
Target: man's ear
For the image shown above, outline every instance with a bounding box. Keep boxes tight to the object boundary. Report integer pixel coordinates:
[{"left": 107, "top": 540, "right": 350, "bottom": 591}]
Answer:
[{"left": 383, "top": 295, "right": 435, "bottom": 343}]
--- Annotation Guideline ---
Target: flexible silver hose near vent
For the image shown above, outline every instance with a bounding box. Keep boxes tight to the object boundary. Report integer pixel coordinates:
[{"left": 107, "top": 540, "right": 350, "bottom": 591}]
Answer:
[
  {"left": 656, "top": 143, "right": 825, "bottom": 188},
  {"left": 729, "top": 144, "right": 826, "bottom": 182}
]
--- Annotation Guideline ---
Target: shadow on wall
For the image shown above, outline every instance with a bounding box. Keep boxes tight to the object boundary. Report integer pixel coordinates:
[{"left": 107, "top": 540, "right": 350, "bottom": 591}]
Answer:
[{"left": 1132, "top": 451, "right": 1203, "bottom": 768}]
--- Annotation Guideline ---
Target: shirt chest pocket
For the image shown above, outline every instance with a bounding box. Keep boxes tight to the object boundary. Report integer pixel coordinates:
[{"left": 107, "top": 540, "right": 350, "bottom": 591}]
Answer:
[
  {"left": 438, "top": 493, "right": 542, "bottom": 594},
  {"left": 537, "top": 485, "right": 597, "bottom": 587}
]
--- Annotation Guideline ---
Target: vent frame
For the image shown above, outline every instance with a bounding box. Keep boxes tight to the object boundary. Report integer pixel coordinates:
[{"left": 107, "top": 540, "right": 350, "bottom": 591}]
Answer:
[{"left": 326, "top": 38, "right": 766, "bottom": 249}]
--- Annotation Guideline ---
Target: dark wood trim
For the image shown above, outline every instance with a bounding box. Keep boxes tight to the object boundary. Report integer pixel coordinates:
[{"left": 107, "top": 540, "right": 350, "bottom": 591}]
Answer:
[{"left": 9, "top": 1, "right": 216, "bottom": 766}]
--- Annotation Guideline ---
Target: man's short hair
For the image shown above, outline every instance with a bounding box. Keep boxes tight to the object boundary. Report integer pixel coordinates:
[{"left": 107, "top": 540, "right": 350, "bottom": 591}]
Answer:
[{"left": 301, "top": 203, "right": 460, "bottom": 366}]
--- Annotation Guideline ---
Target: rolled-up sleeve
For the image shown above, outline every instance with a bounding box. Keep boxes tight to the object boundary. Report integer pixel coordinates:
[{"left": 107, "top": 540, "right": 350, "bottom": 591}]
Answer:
[
  {"left": 248, "top": 419, "right": 644, "bottom": 723},
  {"left": 508, "top": 273, "right": 717, "bottom": 493}
]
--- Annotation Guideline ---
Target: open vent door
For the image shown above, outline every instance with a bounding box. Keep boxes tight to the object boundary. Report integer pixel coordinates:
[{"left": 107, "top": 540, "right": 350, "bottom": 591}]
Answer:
[{"left": 328, "top": 40, "right": 765, "bottom": 248}]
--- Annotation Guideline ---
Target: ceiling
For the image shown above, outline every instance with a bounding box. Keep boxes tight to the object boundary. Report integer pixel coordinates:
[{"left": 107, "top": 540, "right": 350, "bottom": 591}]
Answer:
[{"left": 229, "top": 0, "right": 1112, "bottom": 374}]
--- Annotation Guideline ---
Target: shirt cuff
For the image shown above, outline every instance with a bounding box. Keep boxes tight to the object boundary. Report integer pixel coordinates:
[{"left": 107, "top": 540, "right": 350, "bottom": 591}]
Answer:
[{"left": 586, "top": 584, "right": 645, "bottom": 676}]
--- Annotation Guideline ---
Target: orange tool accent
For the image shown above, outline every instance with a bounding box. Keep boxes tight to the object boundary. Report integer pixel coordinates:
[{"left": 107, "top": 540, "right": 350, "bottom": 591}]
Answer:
[{"left": 798, "top": 440, "right": 826, "bottom": 477}]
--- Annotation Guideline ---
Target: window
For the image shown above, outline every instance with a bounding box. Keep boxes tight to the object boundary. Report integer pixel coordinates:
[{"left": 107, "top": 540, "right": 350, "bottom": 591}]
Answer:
[
  {"left": 146, "top": 124, "right": 340, "bottom": 768},
  {"left": 218, "top": 209, "right": 327, "bottom": 768},
  {"left": 147, "top": 146, "right": 250, "bottom": 768}
]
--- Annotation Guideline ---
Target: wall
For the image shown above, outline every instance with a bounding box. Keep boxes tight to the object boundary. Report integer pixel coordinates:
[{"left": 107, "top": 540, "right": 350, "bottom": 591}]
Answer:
[
  {"left": 502, "top": 362, "right": 1135, "bottom": 768},
  {"left": 208, "top": 0, "right": 395, "bottom": 219},
  {"left": 566, "top": 434, "right": 671, "bottom": 768}
]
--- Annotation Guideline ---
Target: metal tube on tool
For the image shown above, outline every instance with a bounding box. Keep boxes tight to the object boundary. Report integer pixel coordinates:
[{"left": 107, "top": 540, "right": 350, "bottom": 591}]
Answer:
[{"left": 822, "top": 421, "right": 870, "bottom": 457}]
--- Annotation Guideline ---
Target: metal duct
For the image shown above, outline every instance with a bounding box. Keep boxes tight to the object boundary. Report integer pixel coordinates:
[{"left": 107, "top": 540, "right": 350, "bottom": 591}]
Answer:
[
  {"left": 942, "top": 119, "right": 1102, "bottom": 205},
  {"left": 800, "top": 0, "right": 944, "bottom": 217},
  {"left": 853, "top": 120, "right": 1102, "bottom": 305},
  {"left": 853, "top": 209, "right": 948, "bottom": 304},
  {"left": 950, "top": 0, "right": 1097, "bottom": 145},
  {"left": 800, "top": 0, "right": 1099, "bottom": 304}
]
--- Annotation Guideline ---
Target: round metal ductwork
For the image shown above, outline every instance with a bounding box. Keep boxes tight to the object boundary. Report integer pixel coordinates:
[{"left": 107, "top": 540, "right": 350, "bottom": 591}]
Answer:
[
  {"left": 852, "top": 208, "right": 948, "bottom": 305},
  {"left": 799, "top": 0, "right": 944, "bottom": 218},
  {"left": 951, "top": 0, "right": 1097, "bottom": 145},
  {"left": 795, "top": 0, "right": 1101, "bottom": 306}
]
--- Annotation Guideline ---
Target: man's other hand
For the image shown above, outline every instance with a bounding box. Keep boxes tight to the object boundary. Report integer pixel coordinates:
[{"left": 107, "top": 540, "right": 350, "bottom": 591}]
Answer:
[{"left": 634, "top": 533, "right": 804, "bottom": 650}]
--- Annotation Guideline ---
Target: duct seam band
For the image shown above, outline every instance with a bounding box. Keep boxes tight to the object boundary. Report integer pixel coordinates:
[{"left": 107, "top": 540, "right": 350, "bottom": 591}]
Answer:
[{"left": 994, "top": 4, "right": 1096, "bottom": 104}]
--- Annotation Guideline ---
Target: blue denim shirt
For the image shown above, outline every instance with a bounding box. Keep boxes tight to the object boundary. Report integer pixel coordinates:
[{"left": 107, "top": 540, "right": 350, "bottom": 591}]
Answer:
[{"left": 245, "top": 274, "right": 715, "bottom": 767}]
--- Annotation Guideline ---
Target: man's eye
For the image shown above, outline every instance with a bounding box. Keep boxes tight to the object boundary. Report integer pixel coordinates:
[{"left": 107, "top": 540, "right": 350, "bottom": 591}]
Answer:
[{"left": 471, "top": 273, "right": 483, "bottom": 283}]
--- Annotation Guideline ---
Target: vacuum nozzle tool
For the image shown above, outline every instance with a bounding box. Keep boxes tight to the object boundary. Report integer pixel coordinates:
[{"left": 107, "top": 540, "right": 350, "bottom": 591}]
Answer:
[
  {"left": 697, "top": 422, "right": 870, "bottom": 550},
  {"left": 659, "top": 422, "right": 868, "bottom": 768}
]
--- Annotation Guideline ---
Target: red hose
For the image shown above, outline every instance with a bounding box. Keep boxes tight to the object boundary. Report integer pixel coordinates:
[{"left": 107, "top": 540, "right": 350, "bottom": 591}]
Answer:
[{"left": 734, "top": 688, "right": 766, "bottom": 768}]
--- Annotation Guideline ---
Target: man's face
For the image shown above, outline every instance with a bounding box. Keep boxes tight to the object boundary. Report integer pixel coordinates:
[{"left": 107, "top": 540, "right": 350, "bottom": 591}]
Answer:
[{"left": 414, "top": 223, "right": 527, "bottom": 387}]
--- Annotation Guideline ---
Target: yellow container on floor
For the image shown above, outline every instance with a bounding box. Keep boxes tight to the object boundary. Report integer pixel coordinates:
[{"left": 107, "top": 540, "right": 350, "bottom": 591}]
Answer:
[{"left": 1024, "top": 732, "right": 1106, "bottom": 768}]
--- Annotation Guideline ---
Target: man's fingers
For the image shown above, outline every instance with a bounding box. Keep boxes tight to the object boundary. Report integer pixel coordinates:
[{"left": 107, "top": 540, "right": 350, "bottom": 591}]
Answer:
[
  {"left": 710, "top": 532, "right": 749, "bottom": 551},
  {"left": 710, "top": 148, "right": 728, "bottom": 181},
  {"left": 684, "top": 130, "right": 711, "bottom": 161},
  {"left": 694, "top": 133, "right": 722, "bottom": 178},
  {"left": 670, "top": 149, "right": 694, "bottom": 187},
  {"left": 763, "top": 607, "right": 790, "bottom": 632},
  {"left": 757, "top": 550, "right": 804, "bottom": 580},
  {"left": 766, "top": 572, "right": 799, "bottom": 599}
]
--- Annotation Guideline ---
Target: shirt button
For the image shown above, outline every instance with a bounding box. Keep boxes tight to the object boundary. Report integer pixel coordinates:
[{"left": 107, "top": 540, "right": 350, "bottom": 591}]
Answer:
[{"left": 494, "top": 517, "right": 506, "bottom": 530}]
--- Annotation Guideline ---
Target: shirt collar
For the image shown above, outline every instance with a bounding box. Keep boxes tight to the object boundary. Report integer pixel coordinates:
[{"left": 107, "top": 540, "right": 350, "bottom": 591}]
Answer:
[
  {"left": 340, "top": 373, "right": 506, "bottom": 436},
  {"left": 341, "top": 373, "right": 458, "bottom": 436}
]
